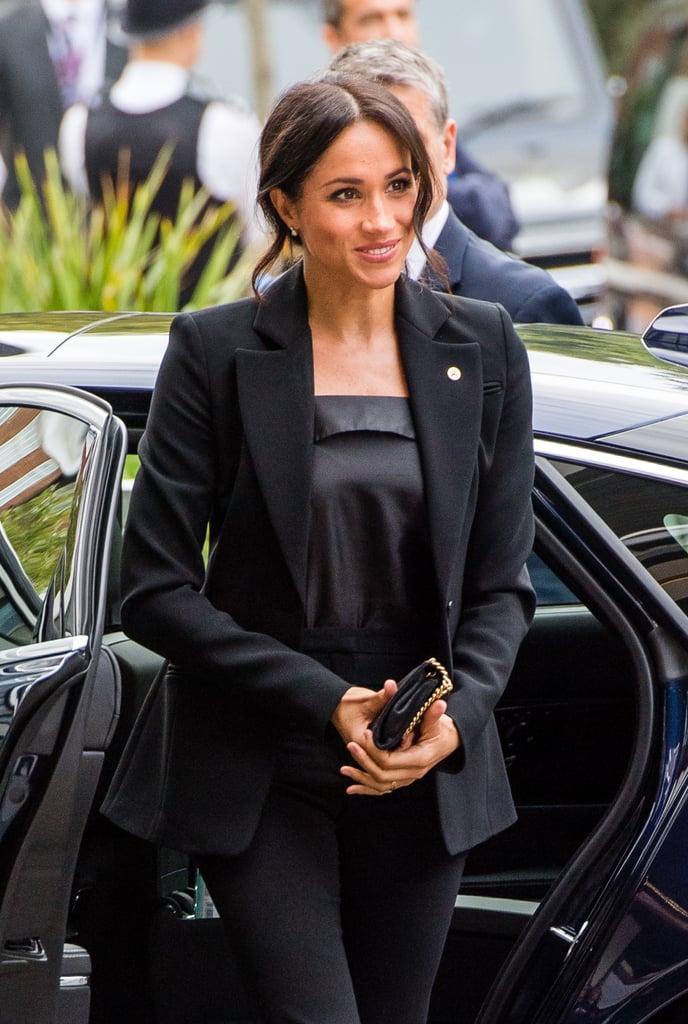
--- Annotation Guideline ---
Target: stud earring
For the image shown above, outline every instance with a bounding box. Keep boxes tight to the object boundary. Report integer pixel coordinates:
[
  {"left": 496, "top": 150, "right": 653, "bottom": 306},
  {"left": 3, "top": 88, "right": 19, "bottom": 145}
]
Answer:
[{"left": 290, "top": 227, "right": 298, "bottom": 238}]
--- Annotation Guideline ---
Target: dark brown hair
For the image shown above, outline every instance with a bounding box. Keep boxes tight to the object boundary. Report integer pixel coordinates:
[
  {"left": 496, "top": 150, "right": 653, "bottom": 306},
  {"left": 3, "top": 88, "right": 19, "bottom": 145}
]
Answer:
[{"left": 251, "top": 73, "right": 439, "bottom": 294}]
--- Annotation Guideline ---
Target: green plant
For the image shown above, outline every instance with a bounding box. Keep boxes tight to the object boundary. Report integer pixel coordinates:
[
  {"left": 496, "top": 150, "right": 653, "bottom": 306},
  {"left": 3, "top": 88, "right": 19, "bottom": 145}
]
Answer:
[{"left": 0, "top": 148, "right": 253, "bottom": 312}]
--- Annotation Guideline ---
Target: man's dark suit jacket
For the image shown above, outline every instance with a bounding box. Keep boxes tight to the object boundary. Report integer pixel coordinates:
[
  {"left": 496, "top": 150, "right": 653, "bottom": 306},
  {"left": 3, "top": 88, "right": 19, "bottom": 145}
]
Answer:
[
  {"left": 0, "top": 1, "right": 126, "bottom": 208},
  {"left": 448, "top": 138, "right": 520, "bottom": 251},
  {"left": 428, "top": 206, "right": 584, "bottom": 326},
  {"left": 103, "top": 265, "right": 535, "bottom": 858}
]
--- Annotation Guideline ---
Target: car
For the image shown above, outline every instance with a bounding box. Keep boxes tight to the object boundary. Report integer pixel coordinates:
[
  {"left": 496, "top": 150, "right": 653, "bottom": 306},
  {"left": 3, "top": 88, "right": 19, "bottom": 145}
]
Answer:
[
  {"left": 606, "top": 0, "right": 688, "bottom": 332},
  {"left": 2, "top": 306, "right": 688, "bottom": 1023}
]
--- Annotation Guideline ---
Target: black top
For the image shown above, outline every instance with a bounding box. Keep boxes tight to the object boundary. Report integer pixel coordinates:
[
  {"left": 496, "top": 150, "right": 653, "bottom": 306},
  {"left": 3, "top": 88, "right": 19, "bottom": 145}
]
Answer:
[{"left": 305, "top": 396, "right": 434, "bottom": 634}]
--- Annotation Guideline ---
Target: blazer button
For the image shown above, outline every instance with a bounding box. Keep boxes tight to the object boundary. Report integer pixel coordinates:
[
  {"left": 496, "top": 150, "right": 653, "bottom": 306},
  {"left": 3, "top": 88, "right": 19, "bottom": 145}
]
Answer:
[
  {"left": 447, "top": 366, "right": 462, "bottom": 381},
  {"left": 446, "top": 600, "right": 453, "bottom": 612}
]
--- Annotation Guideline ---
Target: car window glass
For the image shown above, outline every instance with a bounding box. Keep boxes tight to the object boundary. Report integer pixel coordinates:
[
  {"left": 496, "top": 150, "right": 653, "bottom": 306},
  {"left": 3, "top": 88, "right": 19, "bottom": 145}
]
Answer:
[
  {"left": 0, "top": 406, "right": 91, "bottom": 645},
  {"left": 546, "top": 458, "right": 688, "bottom": 614},
  {"left": 527, "top": 550, "right": 578, "bottom": 606}
]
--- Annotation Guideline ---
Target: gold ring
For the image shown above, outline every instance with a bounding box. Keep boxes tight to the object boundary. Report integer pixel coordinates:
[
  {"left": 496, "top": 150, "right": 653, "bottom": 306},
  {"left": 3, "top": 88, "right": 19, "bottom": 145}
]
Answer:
[{"left": 389, "top": 781, "right": 397, "bottom": 792}]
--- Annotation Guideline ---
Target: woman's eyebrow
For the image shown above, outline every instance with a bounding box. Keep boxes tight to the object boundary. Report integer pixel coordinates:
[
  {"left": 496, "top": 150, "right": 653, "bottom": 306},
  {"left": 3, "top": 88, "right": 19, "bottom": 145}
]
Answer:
[{"left": 320, "top": 166, "right": 412, "bottom": 188}]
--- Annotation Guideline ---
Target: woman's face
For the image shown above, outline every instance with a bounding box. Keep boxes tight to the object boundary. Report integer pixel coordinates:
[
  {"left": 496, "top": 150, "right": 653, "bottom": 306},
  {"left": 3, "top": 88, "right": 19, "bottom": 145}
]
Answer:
[{"left": 274, "top": 120, "right": 418, "bottom": 295}]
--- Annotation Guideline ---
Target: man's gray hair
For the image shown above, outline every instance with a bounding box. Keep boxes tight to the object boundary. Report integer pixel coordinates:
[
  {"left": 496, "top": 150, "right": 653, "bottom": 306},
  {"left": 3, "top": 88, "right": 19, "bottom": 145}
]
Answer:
[
  {"left": 327, "top": 38, "right": 449, "bottom": 129},
  {"left": 321, "top": 0, "right": 344, "bottom": 27}
]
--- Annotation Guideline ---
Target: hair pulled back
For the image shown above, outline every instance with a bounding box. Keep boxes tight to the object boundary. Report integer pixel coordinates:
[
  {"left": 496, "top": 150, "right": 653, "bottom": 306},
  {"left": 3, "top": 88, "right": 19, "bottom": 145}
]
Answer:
[{"left": 252, "top": 74, "right": 437, "bottom": 294}]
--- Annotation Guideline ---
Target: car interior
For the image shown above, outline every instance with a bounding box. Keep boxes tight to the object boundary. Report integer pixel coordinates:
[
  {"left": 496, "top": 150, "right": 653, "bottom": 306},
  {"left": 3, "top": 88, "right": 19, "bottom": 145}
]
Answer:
[{"left": 0, "top": 395, "right": 677, "bottom": 1024}]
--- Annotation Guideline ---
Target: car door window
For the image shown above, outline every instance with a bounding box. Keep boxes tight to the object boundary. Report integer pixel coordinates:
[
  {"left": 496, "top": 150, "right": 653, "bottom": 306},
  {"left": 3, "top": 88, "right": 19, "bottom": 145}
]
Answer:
[
  {"left": 545, "top": 456, "right": 688, "bottom": 614},
  {"left": 0, "top": 405, "right": 92, "bottom": 647}
]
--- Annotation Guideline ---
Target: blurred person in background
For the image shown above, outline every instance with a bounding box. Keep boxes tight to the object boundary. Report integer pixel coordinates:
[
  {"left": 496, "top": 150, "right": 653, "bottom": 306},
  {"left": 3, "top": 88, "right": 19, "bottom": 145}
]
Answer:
[
  {"left": 59, "top": 0, "right": 264, "bottom": 303},
  {"left": 328, "top": 39, "right": 583, "bottom": 325},
  {"left": 632, "top": 102, "right": 688, "bottom": 223},
  {"left": 321, "top": 0, "right": 520, "bottom": 251},
  {"left": 0, "top": 0, "right": 126, "bottom": 208}
]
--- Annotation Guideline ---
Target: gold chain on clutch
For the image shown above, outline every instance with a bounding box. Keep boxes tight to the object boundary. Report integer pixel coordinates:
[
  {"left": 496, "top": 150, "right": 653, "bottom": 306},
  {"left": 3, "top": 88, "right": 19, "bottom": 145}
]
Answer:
[{"left": 402, "top": 657, "right": 453, "bottom": 739}]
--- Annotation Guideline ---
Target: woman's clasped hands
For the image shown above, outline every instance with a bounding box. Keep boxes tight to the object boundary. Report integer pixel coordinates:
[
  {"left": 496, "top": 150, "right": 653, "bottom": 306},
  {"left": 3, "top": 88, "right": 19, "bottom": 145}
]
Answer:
[{"left": 331, "top": 679, "right": 460, "bottom": 796}]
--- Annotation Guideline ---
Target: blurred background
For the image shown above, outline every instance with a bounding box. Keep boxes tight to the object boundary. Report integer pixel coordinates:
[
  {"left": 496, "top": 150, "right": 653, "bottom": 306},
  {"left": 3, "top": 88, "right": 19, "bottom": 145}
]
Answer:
[
  {"left": 188, "top": 0, "right": 623, "bottom": 308},
  {"left": 0, "top": 0, "right": 676, "bottom": 327}
]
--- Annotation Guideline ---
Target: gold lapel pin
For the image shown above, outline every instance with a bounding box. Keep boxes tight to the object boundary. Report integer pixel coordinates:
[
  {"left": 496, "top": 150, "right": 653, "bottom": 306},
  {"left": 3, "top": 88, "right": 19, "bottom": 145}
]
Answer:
[{"left": 446, "top": 366, "right": 462, "bottom": 381}]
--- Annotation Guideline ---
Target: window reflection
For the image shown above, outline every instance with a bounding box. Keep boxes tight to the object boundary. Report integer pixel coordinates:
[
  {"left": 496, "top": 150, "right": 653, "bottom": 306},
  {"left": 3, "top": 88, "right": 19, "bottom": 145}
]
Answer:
[
  {"left": 547, "top": 459, "right": 688, "bottom": 615},
  {"left": 0, "top": 407, "right": 89, "bottom": 624}
]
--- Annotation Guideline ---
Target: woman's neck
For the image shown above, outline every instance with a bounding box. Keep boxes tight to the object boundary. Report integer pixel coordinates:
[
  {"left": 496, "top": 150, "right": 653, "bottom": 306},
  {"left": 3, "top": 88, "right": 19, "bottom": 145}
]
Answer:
[
  {"left": 305, "top": 281, "right": 408, "bottom": 397},
  {"left": 306, "top": 280, "right": 395, "bottom": 346}
]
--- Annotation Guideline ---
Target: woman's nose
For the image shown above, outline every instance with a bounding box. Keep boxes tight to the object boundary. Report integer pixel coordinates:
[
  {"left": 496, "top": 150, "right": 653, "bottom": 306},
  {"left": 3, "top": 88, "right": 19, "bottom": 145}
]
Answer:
[{"left": 362, "top": 195, "right": 395, "bottom": 232}]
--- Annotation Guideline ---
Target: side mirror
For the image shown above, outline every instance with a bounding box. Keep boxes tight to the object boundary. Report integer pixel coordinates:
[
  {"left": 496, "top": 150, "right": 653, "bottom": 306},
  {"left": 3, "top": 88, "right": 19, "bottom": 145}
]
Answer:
[{"left": 641, "top": 305, "right": 688, "bottom": 368}]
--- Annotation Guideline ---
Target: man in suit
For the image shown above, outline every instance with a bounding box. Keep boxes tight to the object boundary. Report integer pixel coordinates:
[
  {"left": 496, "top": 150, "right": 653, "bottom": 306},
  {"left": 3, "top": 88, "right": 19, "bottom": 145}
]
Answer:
[
  {"left": 320, "top": 0, "right": 520, "bottom": 250},
  {"left": 0, "top": 0, "right": 126, "bottom": 208},
  {"left": 329, "top": 38, "right": 584, "bottom": 325}
]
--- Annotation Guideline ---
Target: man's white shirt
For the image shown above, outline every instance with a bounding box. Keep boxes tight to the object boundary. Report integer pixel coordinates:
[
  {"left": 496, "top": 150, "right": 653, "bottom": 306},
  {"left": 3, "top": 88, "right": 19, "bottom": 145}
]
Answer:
[
  {"left": 632, "top": 134, "right": 688, "bottom": 220},
  {"left": 406, "top": 199, "right": 449, "bottom": 280}
]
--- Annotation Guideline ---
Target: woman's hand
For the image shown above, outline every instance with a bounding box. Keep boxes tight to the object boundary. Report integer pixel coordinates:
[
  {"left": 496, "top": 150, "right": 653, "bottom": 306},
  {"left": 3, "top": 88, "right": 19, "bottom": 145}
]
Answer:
[
  {"left": 332, "top": 683, "right": 461, "bottom": 796},
  {"left": 331, "top": 679, "right": 399, "bottom": 747}
]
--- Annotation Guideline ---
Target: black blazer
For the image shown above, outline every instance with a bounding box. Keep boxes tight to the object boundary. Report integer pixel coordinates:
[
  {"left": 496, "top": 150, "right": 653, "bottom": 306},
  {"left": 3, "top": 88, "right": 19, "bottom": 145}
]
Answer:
[
  {"left": 0, "top": 2, "right": 126, "bottom": 207},
  {"left": 103, "top": 266, "right": 535, "bottom": 857},
  {"left": 429, "top": 207, "right": 584, "bottom": 326}
]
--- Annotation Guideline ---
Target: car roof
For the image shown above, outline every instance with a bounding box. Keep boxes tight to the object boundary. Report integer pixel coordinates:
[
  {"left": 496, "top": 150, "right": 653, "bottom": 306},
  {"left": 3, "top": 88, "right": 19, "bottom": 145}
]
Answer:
[
  {"left": 0, "top": 312, "right": 687, "bottom": 463},
  {"left": 0, "top": 311, "right": 170, "bottom": 385},
  {"left": 522, "top": 322, "right": 688, "bottom": 462}
]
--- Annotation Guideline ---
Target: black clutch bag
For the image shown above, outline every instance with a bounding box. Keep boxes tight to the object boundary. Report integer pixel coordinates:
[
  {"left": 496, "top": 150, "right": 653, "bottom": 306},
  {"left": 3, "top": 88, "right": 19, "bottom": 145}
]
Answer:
[{"left": 370, "top": 657, "right": 453, "bottom": 751}]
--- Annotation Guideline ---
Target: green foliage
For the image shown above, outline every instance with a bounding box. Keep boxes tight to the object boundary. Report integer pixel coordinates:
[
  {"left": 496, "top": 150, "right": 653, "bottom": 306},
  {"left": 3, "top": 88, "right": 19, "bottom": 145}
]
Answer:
[
  {"left": 0, "top": 149, "right": 253, "bottom": 313},
  {"left": 586, "top": 0, "right": 647, "bottom": 75},
  {"left": 0, "top": 480, "right": 74, "bottom": 595}
]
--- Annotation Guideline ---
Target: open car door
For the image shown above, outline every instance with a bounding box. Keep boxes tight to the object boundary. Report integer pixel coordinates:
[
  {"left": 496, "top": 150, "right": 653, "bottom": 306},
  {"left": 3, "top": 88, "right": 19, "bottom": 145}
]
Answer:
[
  {"left": 0, "top": 385, "right": 125, "bottom": 1024},
  {"left": 464, "top": 454, "right": 688, "bottom": 1024}
]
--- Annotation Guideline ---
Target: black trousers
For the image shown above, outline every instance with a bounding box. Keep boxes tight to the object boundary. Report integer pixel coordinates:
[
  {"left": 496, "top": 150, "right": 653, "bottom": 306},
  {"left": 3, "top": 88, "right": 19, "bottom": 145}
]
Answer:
[{"left": 199, "top": 630, "right": 467, "bottom": 1024}]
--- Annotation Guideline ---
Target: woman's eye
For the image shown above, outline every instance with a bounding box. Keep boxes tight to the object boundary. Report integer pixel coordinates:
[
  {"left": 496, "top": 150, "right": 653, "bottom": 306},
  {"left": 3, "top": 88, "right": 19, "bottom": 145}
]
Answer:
[
  {"left": 332, "top": 188, "right": 358, "bottom": 201},
  {"left": 388, "top": 177, "right": 413, "bottom": 194}
]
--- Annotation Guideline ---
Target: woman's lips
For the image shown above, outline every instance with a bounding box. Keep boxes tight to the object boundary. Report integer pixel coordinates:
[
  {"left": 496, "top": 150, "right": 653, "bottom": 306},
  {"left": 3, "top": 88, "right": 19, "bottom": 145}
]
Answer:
[{"left": 355, "top": 239, "right": 401, "bottom": 262}]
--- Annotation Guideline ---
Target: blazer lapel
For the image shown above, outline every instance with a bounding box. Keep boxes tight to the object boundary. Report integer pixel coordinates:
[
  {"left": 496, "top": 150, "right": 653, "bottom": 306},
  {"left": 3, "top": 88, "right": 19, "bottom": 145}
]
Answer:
[
  {"left": 396, "top": 280, "right": 483, "bottom": 597},
  {"left": 236, "top": 269, "right": 314, "bottom": 606}
]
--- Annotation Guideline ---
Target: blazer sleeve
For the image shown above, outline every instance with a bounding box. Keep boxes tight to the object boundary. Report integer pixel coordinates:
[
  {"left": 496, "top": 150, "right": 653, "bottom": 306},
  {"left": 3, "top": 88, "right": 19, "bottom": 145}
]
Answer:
[
  {"left": 120, "top": 312, "right": 350, "bottom": 733},
  {"left": 445, "top": 305, "right": 536, "bottom": 766}
]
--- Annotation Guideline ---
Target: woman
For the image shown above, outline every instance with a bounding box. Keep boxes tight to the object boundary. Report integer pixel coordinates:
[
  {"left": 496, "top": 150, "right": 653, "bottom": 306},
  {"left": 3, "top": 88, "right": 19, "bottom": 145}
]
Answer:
[{"left": 103, "top": 75, "right": 535, "bottom": 1024}]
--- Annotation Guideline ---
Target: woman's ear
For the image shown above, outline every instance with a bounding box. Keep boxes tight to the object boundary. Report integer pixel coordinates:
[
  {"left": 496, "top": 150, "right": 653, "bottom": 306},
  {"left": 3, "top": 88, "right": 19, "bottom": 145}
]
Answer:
[{"left": 270, "top": 188, "right": 296, "bottom": 233}]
